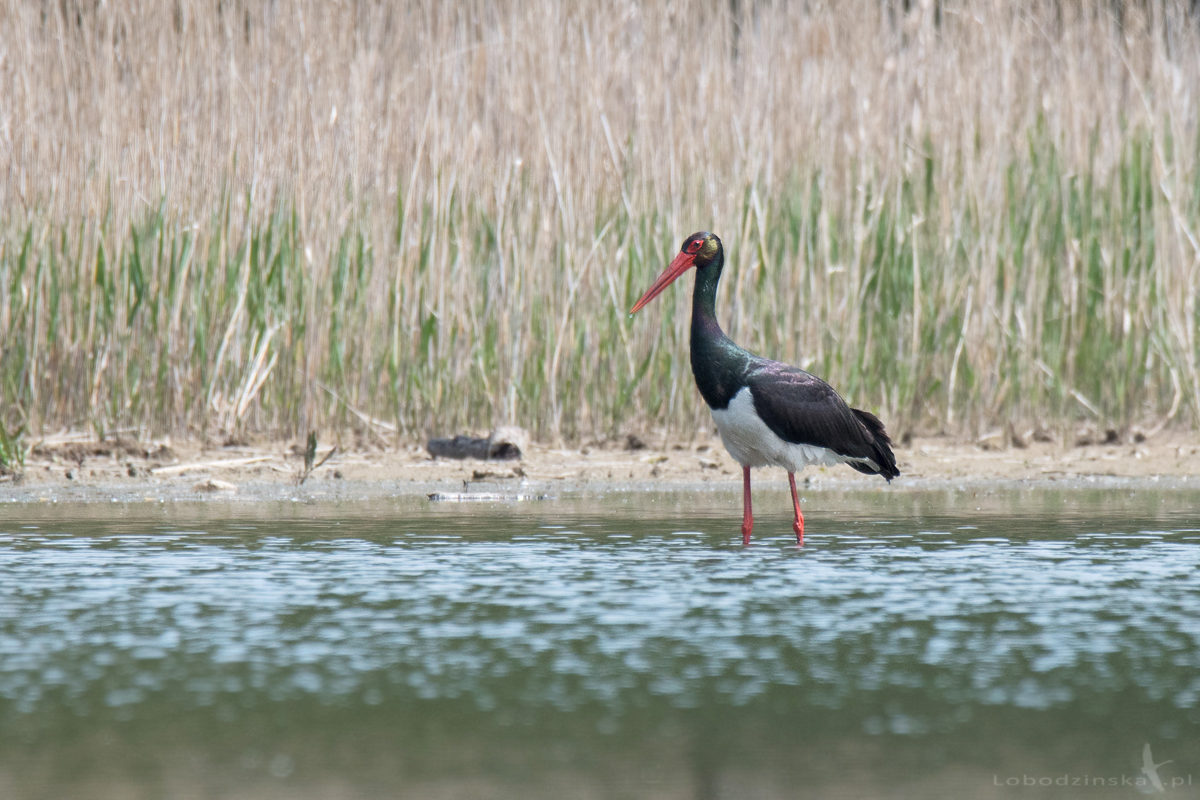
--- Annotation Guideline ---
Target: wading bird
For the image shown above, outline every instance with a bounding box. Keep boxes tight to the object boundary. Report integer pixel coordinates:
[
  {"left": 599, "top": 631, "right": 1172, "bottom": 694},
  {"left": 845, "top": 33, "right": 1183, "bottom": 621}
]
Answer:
[{"left": 630, "top": 232, "right": 898, "bottom": 545}]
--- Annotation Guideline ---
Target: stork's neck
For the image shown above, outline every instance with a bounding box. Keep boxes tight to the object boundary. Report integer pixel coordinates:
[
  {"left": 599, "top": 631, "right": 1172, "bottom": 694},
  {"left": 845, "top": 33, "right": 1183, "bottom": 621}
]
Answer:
[
  {"left": 689, "top": 259, "right": 750, "bottom": 409},
  {"left": 690, "top": 261, "right": 726, "bottom": 342}
]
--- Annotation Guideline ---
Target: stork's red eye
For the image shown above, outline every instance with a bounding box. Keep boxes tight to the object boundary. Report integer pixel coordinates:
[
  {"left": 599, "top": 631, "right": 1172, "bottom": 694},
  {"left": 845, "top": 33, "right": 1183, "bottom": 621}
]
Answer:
[{"left": 686, "top": 238, "right": 703, "bottom": 254}]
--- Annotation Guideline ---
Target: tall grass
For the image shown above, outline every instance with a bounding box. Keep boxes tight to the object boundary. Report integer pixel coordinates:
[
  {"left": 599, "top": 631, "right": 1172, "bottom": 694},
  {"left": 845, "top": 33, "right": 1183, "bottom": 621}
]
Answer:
[{"left": 2, "top": 1, "right": 1200, "bottom": 445}]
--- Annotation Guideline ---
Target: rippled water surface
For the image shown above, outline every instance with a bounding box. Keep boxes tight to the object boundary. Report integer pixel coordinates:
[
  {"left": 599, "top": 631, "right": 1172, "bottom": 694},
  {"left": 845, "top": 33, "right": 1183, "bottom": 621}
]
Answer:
[{"left": 2, "top": 488, "right": 1200, "bottom": 799}]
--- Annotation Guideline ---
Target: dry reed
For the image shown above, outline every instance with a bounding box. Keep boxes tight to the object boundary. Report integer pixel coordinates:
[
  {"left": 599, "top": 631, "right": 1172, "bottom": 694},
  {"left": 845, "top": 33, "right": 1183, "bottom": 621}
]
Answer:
[{"left": 2, "top": 0, "right": 1199, "bottom": 447}]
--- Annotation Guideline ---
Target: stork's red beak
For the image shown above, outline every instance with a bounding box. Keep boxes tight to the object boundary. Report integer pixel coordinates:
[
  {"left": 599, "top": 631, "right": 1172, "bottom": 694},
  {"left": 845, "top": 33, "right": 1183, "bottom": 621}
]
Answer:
[{"left": 629, "top": 251, "right": 696, "bottom": 314}]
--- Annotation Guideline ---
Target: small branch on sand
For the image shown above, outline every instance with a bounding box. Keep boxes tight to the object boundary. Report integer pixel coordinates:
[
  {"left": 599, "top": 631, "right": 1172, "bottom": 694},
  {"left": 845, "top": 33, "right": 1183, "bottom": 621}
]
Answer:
[
  {"left": 150, "top": 456, "right": 274, "bottom": 475},
  {"left": 298, "top": 431, "right": 337, "bottom": 485}
]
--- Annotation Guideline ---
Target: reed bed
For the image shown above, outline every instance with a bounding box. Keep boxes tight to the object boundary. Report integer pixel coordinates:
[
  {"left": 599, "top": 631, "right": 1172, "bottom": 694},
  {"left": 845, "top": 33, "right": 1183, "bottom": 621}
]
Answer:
[{"left": 2, "top": 0, "right": 1199, "bottom": 447}]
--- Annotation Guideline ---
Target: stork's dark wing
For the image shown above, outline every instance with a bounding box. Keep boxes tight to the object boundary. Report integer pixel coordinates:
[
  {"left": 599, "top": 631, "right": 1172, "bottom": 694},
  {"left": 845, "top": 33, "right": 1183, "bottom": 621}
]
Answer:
[{"left": 747, "top": 361, "right": 899, "bottom": 480}]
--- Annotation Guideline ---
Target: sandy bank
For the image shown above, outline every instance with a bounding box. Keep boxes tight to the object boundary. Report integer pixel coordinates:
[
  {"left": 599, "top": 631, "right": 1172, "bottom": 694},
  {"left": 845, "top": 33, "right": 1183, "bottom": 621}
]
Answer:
[{"left": 3, "top": 431, "right": 1200, "bottom": 505}]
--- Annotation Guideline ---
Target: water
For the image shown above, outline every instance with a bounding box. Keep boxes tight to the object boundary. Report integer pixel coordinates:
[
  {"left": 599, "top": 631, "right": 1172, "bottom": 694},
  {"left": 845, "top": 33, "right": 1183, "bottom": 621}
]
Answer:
[{"left": 2, "top": 488, "right": 1199, "bottom": 799}]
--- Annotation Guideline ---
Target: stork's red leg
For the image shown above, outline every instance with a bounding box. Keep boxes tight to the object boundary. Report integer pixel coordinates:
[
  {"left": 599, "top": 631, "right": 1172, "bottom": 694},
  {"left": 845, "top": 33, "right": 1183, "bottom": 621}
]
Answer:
[
  {"left": 741, "top": 465, "right": 754, "bottom": 545},
  {"left": 788, "top": 472, "right": 805, "bottom": 545}
]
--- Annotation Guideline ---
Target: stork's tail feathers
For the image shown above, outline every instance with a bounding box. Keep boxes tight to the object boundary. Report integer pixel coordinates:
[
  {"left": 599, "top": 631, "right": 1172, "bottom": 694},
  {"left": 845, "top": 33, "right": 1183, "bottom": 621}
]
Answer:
[{"left": 848, "top": 408, "right": 900, "bottom": 481}]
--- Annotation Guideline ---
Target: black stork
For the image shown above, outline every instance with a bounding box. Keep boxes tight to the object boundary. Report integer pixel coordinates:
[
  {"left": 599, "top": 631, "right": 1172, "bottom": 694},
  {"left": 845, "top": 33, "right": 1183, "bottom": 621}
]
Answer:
[{"left": 630, "top": 231, "right": 899, "bottom": 545}]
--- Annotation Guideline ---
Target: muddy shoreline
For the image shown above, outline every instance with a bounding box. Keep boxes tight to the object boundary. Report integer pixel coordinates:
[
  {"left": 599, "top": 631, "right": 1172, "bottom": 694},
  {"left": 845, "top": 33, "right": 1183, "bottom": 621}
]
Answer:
[{"left": 2, "top": 432, "right": 1199, "bottom": 505}]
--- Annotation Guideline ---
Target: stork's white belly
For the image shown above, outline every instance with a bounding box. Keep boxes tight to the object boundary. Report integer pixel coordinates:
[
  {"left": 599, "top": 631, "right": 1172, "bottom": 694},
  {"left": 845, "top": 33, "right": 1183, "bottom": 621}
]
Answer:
[{"left": 710, "top": 387, "right": 843, "bottom": 473}]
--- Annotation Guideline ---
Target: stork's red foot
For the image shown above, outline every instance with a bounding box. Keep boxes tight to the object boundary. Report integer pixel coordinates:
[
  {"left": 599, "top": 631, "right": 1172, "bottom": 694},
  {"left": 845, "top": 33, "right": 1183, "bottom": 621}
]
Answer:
[
  {"left": 788, "top": 472, "right": 805, "bottom": 546},
  {"left": 741, "top": 465, "right": 754, "bottom": 545}
]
